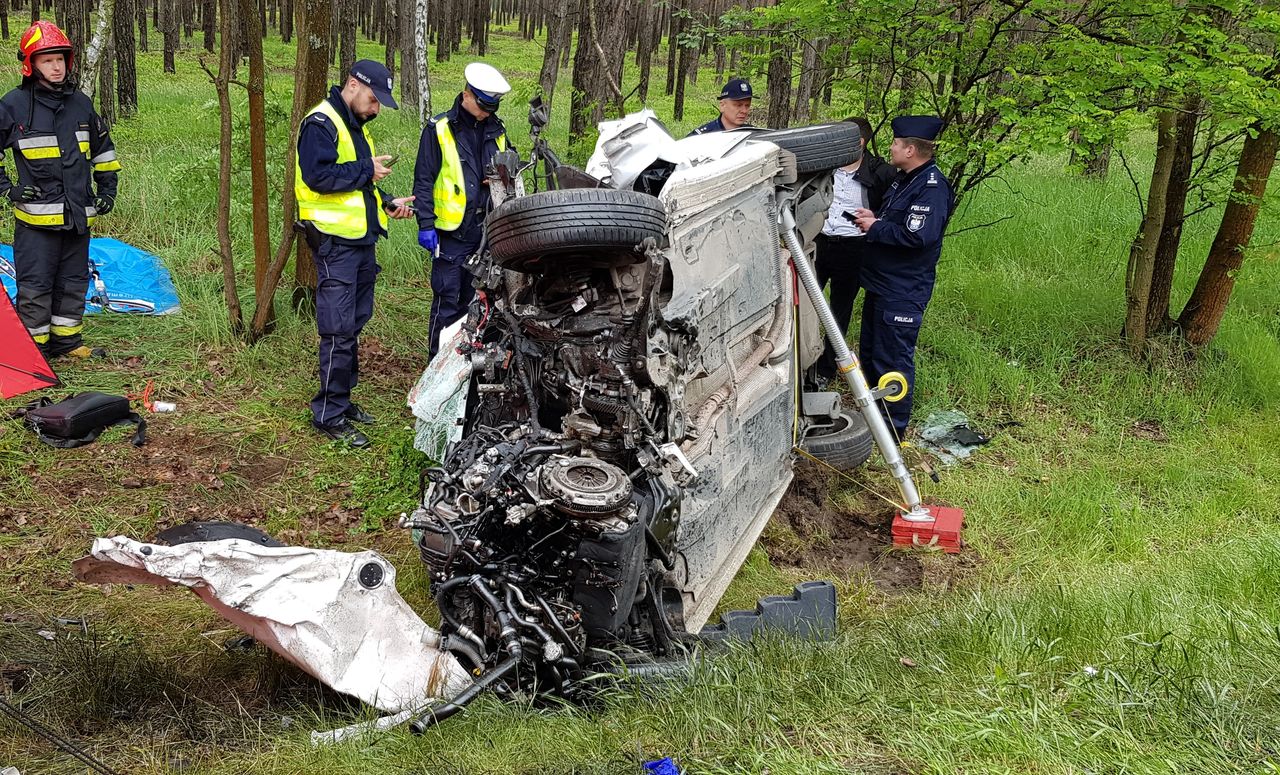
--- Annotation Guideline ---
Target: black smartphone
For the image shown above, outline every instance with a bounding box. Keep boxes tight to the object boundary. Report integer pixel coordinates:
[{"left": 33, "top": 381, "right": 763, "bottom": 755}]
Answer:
[{"left": 385, "top": 155, "right": 400, "bottom": 167}]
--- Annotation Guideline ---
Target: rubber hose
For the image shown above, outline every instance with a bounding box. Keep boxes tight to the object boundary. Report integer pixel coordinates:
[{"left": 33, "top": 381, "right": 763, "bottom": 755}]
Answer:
[{"left": 408, "top": 655, "right": 521, "bottom": 734}]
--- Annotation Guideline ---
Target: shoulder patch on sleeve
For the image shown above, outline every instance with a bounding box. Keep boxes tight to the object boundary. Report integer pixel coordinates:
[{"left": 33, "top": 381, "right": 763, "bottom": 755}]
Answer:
[{"left": 926, "top": 170, "right": 939, "bottom": 186}]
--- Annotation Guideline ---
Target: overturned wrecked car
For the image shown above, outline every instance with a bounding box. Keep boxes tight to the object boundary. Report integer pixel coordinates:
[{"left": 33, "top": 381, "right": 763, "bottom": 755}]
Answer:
[{"left": 78, "top": 110, "right": 927, "bottom": 735}]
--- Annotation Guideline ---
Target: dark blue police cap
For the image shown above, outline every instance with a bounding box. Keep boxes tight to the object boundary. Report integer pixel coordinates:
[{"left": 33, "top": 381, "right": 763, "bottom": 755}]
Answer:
[
  {"left": 891, "top": 115, "right": 942, "bottom": 140},
  {"left": 719, "top": 78, "right": 753, "bottom": 100},
  {"left": 350, "top": 59, "right": 399, "bottom": 109}
]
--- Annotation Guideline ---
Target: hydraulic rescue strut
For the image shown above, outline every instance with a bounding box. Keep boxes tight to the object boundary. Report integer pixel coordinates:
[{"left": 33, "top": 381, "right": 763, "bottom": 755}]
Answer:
[{"left": 779, "top": 206, "right": 964, "bottom": 551}]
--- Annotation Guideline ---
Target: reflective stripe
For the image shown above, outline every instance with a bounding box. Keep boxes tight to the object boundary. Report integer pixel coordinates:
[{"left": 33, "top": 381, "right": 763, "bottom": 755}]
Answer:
[
  {"left": 77, "top": 131, "right": 91, "bottom": 155},
  {"left": 50, "top": 315, "right": 79, "bottom": 326},
  {"left": 15, "top": 209, "right": 63, "bottom": 225},
  {"left": 90, "top": 149, "right": 116, "bottom": 164},
  {"left": 28, "top": 323, "right": 50, "bottom": 335},
  {"left": 294, "top": 100, "right": 387, "bottom": 239},
  {"left": 21, "top": 146, "right": 59, "bottom": 159},
  {"left": 14, "top": 201, "right": 64, "bottom": 226},
  {"left": 16, "top": 201, "right": 63, "bottom": 215},
  {"left": 86, "top": 205, "right": 97, "bottom": 218},
  {"left": 432, "top": 119, "right": 506, "bottom": 232},
  {"left": 18, "top": 135, "right": 59, "bottom": 160},
  {"left": 50, "top": 323, "right": 82, "bottom": 336},
  {"left": 94, "top": 160, "right": 122, "bottom": 172},
  {"left": 32, "top": 333, "right": 49, "bottom": 343}
]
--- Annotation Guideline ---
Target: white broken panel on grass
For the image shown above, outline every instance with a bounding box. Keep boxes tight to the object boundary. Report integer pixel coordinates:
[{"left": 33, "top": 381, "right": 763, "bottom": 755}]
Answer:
[
  {"left": 72, "top": 537, "right": 473, "bottom": 713},
  {"left": 408, "top": 319, "right": 472, "bottom": 462}
]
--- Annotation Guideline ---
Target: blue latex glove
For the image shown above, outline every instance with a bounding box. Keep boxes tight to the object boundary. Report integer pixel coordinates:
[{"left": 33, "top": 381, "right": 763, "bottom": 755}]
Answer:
[{"left": 418, "top": 228, "right": 438, "bottom": 252}]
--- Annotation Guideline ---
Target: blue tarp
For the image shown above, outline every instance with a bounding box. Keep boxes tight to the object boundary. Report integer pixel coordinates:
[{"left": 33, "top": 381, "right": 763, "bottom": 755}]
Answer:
[{"left": 0, "top": 237, "right": 180, "bottom": 315}]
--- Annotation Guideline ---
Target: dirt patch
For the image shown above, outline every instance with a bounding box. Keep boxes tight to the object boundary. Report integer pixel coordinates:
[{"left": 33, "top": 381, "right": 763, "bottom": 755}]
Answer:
[
  {"left": 1127, "top": 419, "right": 1168, "bottom": 443},
  {"left": 359, "top": 336, "right": 422, "bottom": 383},
  {"left": 764, "top": 459, "right": 923, "bottom": 592}
]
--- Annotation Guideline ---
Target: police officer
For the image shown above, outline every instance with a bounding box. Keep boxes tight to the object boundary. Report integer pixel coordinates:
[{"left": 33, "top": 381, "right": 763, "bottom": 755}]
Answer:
[
  {"left": 687, "top": 78, "right": 754, "bottom": 136},
  {"left": 296, "top": 59, "right": 415, "bottom": 447},
  {"left": 814, "top": 116, "right": 897, "bottom": 381},
  {"left": 414, "top": 62, "right": 510, "bottom": 360},
  {"left": 849, "top": 116, "right": 953, "bottom": 440},
  {"left": 0, "top": 21, "right": 119, "bottom": 359}
]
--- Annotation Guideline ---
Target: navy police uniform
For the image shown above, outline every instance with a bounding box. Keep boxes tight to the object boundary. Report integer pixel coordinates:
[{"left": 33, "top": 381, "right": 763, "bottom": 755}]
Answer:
[
  {"left": 860, "top": 116, "right": 953, "bottom": 438},
  {"left": 414, "top": 93, "right": 507, "bottom": 358},
  {"left": 296, "top": 84, "right": 392, "bottom": 429}
]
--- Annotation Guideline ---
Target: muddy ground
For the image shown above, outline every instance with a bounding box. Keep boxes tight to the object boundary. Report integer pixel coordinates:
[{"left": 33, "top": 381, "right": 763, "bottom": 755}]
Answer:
[{"left": 763, "top": 458, "right": 926, "bottom": 592}]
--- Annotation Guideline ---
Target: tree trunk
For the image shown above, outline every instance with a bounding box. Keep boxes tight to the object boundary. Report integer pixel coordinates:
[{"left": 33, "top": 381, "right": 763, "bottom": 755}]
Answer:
[
  {"left": 672, "top": 29, "right": 692, "bottom": 121},
  {"left": 280, "top": 0, "right": 291, "bottom": 41},
  {"left": 213, "top": 0, "right": 242, "bottom": 331},
  {"left": 568, "top": 0, "right": 625, "bottom": 145},
  {"left": 97, "top": 31, "right": 115, "bottom": 125},
  {"left": 1123, "top": 107, "right": 1178, "bottom": 353},
  {"left": 765, "top": 33, "right": 790, "bottom": 128},
  {"left": 664, "top": 0, "right": 679, "bottom": 96},
  {"left": 201, "top": 0, "right": 212, "bottom": 49},
  {"left": 536, "top": 0, "right": 570, "bottom": 111},
  {"left": 792, "top": 38, "right": 818, "bottom": 124},
  {"left": 337, "top": 0, "right": 355, "bottom": 76},
  {"left": 79, "top": 0, "right": 115, "bottom": 100},
  {"left": 1146, "top": 97, "right": 1200, "bottom": 337},
  {"left": 412, "top": 0, "right": 429, "bottom": 123},
  {"left": 239, "top": 0, "right": 270, "bottom": 302},
  {"left": 137, "top": 0, "right": 147, "bottom": 51},
  {"left": 114, "top": 0, "right": 136, "bottom": 115},
  {"left": 161, "top": 0, "right": 177, "bottom": 72},
  {"left": 1176, "top": 125, "right": 1280, "bottom": 347},
  {"left": 382, "top": 0, "right": 395, "bottom": 72},
  {"left": 635, "top": 0, "right": 654, "bottom": 103},
  {"left": 290, "top": 0, "right": 332, "bottom": 306},
  {"left": 1, "top": 0, "right": 10, "bottom": 40},
  {"left": 396, "top": 0, "right": 418, "bottom": 113}
]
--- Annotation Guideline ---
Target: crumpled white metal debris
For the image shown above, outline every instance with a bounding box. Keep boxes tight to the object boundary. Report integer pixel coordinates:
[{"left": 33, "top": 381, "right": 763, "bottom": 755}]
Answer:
[
  {"left": 586, "top": 109, "right": 755, "bottom": 190},
  {"left": 73, "top": 537, "right": 473, "bottom": 713}
]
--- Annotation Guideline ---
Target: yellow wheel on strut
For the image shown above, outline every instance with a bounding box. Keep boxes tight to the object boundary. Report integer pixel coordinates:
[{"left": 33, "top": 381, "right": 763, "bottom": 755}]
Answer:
[{"left": 878, "top": 371, "right": 909, "bottom": 402}]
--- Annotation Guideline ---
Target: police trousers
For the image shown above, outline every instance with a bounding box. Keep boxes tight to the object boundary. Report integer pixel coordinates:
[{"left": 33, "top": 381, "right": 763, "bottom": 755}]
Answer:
[
  {"left": 858, "top": 291, "right": 928, "bottom": 440},
  {"left": 13, "top": 223, "right": 91, "bottom": 356},
  {"left": 427, "top": 253, "right": 475, "bottom": 360},
  {"left": 310, "top": 238, "right": 379, "bottom": 426}
]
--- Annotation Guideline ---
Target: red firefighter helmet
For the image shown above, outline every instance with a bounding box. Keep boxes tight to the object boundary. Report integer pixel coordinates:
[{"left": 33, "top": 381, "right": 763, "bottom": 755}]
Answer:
[{"left": 17, "top": 21, "right": 73, "bottom": 79}]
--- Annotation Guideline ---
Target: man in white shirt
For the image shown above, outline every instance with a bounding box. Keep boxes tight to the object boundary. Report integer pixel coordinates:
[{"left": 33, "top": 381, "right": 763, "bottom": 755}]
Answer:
[{"left": 814, "top": 117, "right": 898, "bottom": 381}]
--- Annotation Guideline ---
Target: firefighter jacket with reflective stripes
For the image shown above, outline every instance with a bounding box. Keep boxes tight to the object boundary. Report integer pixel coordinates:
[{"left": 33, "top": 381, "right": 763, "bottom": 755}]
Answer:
[
  {"left": 0, "top": 82, "right": 120, "bottom": 233},
  {"left": 413, "top": 94, "right": 508, "bottom": 240},
  {"left": 295, "top": 87, "right": 389, "bottom": 244}
]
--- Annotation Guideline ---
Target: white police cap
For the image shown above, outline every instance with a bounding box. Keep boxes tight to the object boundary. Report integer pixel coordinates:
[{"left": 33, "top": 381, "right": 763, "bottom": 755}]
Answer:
[{"left": 465, "top": 62, "right": 511, "bottom": 100}]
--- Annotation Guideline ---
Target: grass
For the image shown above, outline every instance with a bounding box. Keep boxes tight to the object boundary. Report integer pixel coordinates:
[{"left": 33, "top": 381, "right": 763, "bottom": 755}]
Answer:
[{"left": 3, "top": 21, "right": 1280, "bottom": 775}]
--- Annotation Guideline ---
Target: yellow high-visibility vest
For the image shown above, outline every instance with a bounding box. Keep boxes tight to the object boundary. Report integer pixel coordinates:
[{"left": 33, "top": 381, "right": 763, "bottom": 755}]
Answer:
[
  {"left": 433, "top": 117, "right": 507, "bottom": 232},
  {"left": 295, "top": 100, "right": 387, "bottom": 240}
]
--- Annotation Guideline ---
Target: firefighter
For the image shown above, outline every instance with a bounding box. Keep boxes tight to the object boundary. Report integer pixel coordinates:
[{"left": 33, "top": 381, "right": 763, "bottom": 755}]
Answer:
[
  {"left": 413, "top": 62, "right": 511, "bottom": 360},
  {"left": 0, "top": 21, "right": 119, "bottom": 359},
  {"left": 295, "top": 59, "right": 415, "bottom": 447}
]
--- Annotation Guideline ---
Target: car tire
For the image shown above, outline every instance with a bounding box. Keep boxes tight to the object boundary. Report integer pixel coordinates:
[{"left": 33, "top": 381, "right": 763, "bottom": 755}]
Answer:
[
  {"left": 755, "top": 123, "right": 861, "bottom": 175},
  {"left": 800, "top": 411, "right": 874, "bottom": 471},
  {"left": 487, "top": 188, "right": 667, "bottom": 272}
]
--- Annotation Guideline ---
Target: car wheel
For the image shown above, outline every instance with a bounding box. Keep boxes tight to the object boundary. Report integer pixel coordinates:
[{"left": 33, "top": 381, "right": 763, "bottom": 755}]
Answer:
[
  {"left": 487, "top": 188, "right": 667, "bottom": 272},
  {"left": 800, "top": 411, "right": 874, "bottom": 471},
  {"left": 755, "top": 123, "right": 861, "bottom": 175}
]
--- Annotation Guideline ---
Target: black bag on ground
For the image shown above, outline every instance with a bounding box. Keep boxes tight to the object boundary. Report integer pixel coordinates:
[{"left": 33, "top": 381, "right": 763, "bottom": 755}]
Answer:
[{"left": 19, "top": 392, "right": 146, "bottom": 448}]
